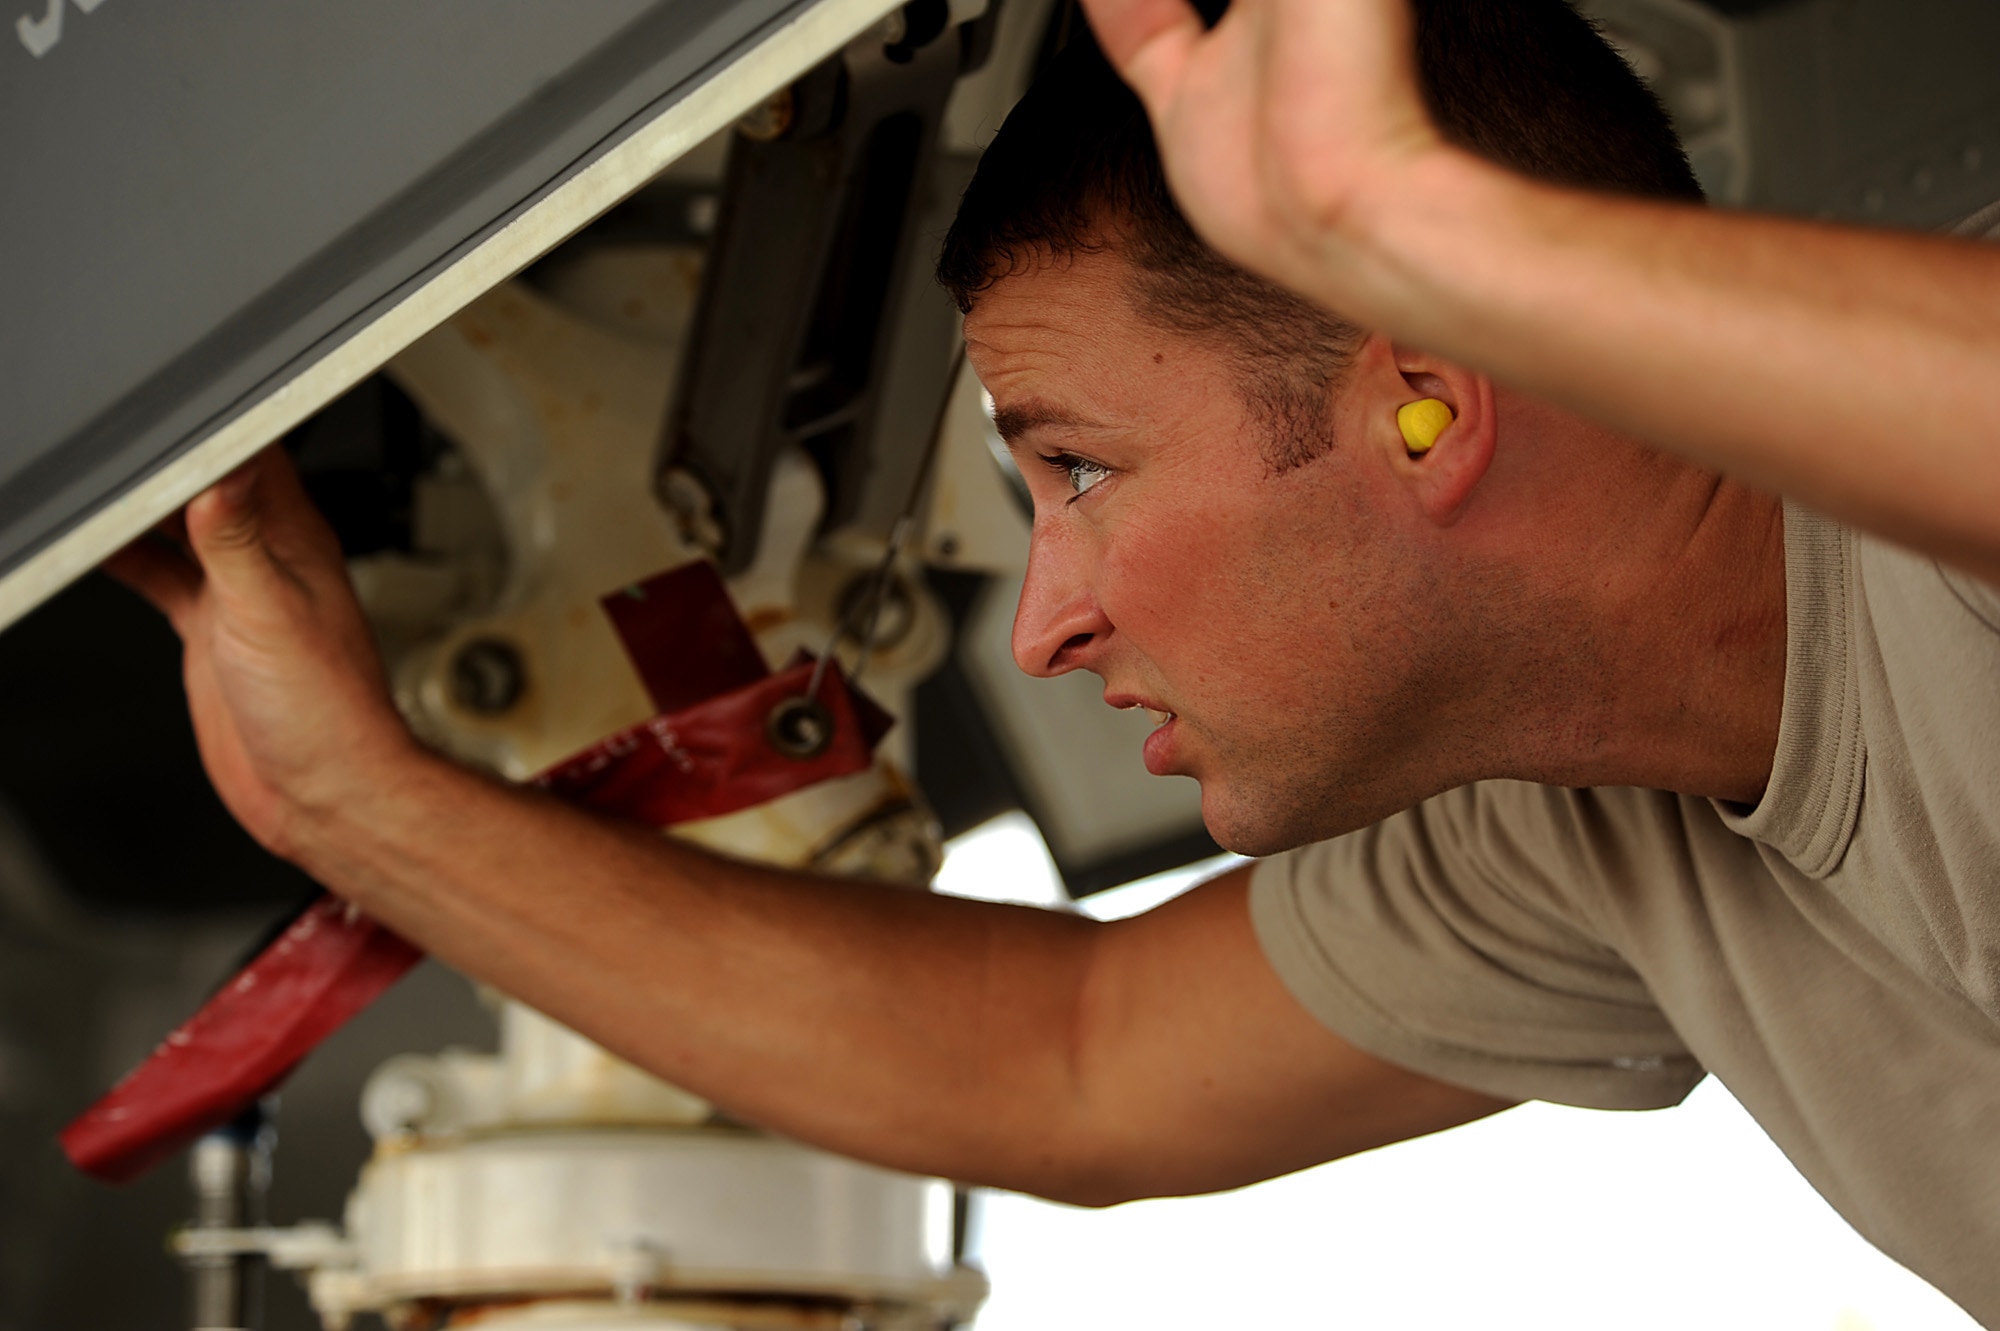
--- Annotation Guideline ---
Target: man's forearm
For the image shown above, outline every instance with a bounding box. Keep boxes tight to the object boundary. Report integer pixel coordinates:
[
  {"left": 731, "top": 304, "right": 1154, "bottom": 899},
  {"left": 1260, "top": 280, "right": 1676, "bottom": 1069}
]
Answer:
[
  {"left": 294, "top": 747, "right": 1106, "bottom": 1194},
  {"left": 1337, "top": 150, "right": 2000, "bottom": 578},
  {"left": 291, "top": 751, "right": 1499, "bottom": 1205}
]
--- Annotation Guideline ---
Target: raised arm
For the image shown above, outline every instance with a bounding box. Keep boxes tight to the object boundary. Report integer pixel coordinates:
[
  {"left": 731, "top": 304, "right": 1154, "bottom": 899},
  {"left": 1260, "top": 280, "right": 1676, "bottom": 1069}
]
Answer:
[
  {"left": 1083, "top": 0, "right": 2000, "bottom": 583},
  {"left": 107, "top": 450, "right": 1506, "bottom": 1202}
]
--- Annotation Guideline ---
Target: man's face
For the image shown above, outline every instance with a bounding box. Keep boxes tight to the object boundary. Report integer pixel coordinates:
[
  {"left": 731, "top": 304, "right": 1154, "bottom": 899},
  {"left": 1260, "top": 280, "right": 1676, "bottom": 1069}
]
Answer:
[{"left": 964, "top": 249, "right": 1450, "bottom": 854}]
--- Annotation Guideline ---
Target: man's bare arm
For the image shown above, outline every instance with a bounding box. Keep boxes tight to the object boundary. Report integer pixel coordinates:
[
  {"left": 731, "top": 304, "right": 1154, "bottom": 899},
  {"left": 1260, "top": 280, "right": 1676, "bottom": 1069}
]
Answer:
[
  {"left": 1083, "top": 0, "right": 2000, "bottom": 582},
  {"left": 312, "top": 784, "right": 1506, "bottom": 1202},
  {"left": 106, "top": 449, "right": 1506, "bottom": 1203}
]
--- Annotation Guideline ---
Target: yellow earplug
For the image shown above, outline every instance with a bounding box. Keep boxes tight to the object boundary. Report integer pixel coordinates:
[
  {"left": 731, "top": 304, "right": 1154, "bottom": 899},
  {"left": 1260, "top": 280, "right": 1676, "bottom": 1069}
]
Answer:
[{"left": 1397, "top": 398, "right": 1455, "bottom": 455}]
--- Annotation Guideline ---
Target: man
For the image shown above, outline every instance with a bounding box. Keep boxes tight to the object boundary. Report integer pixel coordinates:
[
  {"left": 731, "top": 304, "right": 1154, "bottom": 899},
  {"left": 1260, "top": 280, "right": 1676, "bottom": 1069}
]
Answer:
[{"left": 109, "top": 0, "right": 2000, "bottom": 1321}]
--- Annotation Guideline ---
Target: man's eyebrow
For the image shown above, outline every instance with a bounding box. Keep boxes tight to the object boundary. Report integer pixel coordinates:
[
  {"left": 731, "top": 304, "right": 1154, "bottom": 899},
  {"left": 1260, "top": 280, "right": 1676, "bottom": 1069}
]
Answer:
[{"left": 989, "top": 401, "right": 1096, "bottom": 449}]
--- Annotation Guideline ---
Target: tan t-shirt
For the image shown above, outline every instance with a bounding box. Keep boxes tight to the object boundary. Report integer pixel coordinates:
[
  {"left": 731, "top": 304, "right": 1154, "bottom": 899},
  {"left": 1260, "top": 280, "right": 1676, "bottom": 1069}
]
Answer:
[{"left": 1251, "top": 506, "right": 2000, "bottom": 1324}]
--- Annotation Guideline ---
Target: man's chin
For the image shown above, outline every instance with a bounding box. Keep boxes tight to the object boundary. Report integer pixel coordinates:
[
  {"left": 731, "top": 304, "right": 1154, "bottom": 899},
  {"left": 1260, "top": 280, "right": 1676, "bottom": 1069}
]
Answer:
[{"left": 1196, "top": 782, "right": 1326, "bottom": 859}]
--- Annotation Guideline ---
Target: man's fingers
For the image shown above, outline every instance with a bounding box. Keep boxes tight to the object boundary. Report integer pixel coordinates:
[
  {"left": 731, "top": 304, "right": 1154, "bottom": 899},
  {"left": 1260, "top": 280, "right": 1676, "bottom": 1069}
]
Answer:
[
  {"left": 1077, "top": 0, "right": 1203, "bottom": 110},
  {"left": 103, "top": 535, "right": 202, "bottom": 632},
  {"left": 183, "top": 451, "right": 303, "bottom": 606},
  {"left": 233, "top": 445, "right": 350, "bottom": 569},
  {"left": 102, "top": 443, "right": 333, "bottom": 633}
]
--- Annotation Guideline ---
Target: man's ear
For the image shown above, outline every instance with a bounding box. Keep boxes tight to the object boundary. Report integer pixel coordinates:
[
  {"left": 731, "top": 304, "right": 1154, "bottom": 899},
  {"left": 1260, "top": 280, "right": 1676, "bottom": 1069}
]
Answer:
[{"left": 1350, "top": 336, "right": 1497, "bottom": 524}]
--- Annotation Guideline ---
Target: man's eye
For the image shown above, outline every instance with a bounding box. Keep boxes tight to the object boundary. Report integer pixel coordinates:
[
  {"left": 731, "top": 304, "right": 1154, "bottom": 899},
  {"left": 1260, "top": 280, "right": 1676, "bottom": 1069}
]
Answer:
[
  {"left": 1044, "top": 453, "right": 1111, "bottom": 497},
  {"left": 1067, "top": 458, "right": 1110, "bottom": 495}
]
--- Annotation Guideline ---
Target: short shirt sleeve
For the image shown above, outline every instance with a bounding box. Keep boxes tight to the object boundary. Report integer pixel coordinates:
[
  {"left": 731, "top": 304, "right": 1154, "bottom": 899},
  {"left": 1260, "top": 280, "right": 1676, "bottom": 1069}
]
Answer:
[{"left": 1250, "top": 782, "right": 1706, "bottom": 1110}]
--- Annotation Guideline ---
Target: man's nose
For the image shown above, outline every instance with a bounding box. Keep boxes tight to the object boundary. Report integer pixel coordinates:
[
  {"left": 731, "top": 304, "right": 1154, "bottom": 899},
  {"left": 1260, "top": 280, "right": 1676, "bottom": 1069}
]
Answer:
[{"left": 1011, "top": 533, "right": 1111, "bottom": 678}]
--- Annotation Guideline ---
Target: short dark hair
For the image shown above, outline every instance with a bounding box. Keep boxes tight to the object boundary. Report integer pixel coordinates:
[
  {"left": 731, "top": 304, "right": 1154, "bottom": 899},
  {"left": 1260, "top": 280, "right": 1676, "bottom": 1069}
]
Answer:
[{"left": 939, "top": 0, "right": 1704, "bottom": 469}]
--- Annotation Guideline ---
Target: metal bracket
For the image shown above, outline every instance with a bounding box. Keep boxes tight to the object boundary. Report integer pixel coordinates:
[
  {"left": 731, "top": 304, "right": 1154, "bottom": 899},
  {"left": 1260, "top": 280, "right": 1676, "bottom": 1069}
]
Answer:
[{"left": 662, "top": 2, "right": 993, "bottom": 572}]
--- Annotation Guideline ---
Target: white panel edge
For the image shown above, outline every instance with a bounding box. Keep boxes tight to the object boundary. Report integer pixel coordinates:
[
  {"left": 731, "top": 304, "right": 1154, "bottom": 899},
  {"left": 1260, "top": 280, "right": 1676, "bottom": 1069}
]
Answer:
[{"left": 0, "top": 0, "right": 903, "bottom": 634}]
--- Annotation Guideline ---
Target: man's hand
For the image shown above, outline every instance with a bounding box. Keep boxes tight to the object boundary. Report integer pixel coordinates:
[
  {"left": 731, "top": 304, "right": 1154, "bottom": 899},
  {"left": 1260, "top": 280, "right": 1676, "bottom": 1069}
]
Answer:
[
  {"left": 104, "top": 448, "right": 416, "bottom": 859},
  {"left": 1081, "top": 0, "right": 1448, "bottom": 320}
]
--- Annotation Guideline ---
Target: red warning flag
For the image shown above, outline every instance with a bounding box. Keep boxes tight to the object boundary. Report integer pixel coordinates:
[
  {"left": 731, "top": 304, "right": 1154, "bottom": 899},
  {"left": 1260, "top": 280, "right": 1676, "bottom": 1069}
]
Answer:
[{"left": 60, "top": 898, "right": 422, "bottom": 1183}]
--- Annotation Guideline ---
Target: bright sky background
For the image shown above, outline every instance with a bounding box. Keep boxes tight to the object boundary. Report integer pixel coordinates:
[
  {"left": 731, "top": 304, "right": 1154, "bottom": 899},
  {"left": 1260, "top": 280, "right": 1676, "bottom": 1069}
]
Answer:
[{"left": 933, "top": 813, "right": 1979, "bottom": 1331}]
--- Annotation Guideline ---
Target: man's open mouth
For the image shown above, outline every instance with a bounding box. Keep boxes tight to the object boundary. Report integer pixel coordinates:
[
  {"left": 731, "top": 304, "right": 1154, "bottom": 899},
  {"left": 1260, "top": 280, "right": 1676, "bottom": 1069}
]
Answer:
[{"left": 1113, "top": 700, "right": 1175, "bottom": 728}]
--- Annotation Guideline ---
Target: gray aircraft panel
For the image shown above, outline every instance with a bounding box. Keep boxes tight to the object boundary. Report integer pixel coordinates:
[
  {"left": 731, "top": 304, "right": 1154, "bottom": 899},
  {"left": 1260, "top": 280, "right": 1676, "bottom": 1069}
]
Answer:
[{"left": 0, "top": 0, "right": 886, "bottom": 627}]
